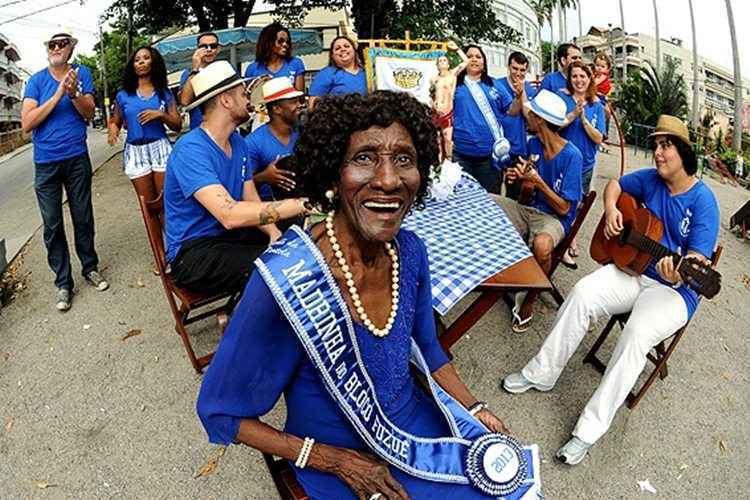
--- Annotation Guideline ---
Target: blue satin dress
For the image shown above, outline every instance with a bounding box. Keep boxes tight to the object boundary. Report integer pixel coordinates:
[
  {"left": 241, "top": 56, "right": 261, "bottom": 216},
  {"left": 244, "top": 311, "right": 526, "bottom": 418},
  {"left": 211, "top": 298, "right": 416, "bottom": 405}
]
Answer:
[{"left": 197, "top": 230, "right": 496, "bottom": 499}]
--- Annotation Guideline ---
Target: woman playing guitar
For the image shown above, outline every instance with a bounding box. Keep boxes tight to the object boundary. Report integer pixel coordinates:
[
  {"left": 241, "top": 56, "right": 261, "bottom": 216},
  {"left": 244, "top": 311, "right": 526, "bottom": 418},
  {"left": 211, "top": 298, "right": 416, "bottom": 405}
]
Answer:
[{"left": 501, "top": 115, "right": 720, "bottom": 466}]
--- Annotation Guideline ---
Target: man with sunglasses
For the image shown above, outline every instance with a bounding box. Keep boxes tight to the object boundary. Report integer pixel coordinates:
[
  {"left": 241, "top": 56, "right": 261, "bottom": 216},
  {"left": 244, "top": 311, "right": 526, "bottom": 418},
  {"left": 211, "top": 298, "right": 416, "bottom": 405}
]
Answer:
[
  {"left": 245, "top": 77, "right": 303, "bottom": 203},
  {"left": 178, "top": 32, "right": 221, "bottom": 130},
  {"left": 502, "top": 115, "right": 719, "bottom": 466},
  {"left": 21, "top": 31, "right": 108, "bottom": 312}
]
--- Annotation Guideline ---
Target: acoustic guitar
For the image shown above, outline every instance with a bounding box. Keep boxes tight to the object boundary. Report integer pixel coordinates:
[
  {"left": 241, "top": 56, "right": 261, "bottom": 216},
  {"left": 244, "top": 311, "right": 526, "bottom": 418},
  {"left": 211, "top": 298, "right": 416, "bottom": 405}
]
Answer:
[{"left": 589, "top": 192, "right": 721, "bottom": 299}]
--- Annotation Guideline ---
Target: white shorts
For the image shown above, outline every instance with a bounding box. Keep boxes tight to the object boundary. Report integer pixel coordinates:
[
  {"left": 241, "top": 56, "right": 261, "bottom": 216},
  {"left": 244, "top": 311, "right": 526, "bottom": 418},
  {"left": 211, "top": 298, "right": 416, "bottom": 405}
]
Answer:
[{"left": 123, "top": 138, "right": 172, "bottom": 180}]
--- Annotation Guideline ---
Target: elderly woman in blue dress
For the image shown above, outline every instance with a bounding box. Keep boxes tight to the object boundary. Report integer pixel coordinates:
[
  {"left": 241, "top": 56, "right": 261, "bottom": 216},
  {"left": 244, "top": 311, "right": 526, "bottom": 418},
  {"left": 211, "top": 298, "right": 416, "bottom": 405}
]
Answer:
[{"left": 197, "top": 92, "right": 539, "bottom": 499}]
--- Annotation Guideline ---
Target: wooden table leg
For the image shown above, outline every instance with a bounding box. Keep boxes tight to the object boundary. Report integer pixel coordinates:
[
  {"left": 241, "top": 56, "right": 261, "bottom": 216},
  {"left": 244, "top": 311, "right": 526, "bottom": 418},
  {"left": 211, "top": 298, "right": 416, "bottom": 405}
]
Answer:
[{"left": 439, "top": 291, "right": 501, "bottom": 353}]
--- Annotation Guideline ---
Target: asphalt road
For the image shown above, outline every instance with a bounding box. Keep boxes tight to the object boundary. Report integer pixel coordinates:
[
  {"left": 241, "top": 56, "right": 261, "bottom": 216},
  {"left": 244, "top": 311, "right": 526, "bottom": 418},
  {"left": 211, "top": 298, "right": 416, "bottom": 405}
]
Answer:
[{"left": 0, "top": 128, "right": 120, "bottom": 262}]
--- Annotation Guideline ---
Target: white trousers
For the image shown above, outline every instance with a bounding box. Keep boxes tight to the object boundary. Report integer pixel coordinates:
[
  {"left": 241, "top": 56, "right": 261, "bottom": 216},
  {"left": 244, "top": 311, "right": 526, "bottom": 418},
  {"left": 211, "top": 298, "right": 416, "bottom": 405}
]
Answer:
[{"left": 522, "top": 264, "right": 688, "bottom": 444}]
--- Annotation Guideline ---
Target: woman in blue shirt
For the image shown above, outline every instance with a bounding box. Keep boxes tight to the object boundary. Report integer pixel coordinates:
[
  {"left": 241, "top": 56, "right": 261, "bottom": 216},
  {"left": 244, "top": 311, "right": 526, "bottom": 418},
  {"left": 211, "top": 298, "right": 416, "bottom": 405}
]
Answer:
[
  {"left": 108, "top": 46, "right": 181, "bottom": 201},
  {"left": 244, "top": 22, "right": 305, "bottom": 92},
  {"left": 452, "top": 45, "right": 513, "bottom": 193},
  {"left": 308, "top": 35, "right": 367, "bottom": 110},
  {"left": 558, "top": 61, "right": 605, "bottom": 267}
]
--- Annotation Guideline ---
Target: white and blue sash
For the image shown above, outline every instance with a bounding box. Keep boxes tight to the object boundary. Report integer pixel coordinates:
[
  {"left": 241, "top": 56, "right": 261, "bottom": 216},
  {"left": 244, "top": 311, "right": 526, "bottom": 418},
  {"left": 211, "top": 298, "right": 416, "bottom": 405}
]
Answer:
[
  {"left": 256, "top": 227, "right": 542, "bottom": 498},
  {"left": 465, "top": 78, "right": 511, "bottom": 170}
]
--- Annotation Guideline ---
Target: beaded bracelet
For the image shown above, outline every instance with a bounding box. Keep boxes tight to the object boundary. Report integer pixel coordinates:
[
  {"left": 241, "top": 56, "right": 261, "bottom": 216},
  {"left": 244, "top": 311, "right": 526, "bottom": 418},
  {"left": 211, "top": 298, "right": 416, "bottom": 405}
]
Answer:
[{"left": 295, "top": 437, "right": 315, "bottom": 469}]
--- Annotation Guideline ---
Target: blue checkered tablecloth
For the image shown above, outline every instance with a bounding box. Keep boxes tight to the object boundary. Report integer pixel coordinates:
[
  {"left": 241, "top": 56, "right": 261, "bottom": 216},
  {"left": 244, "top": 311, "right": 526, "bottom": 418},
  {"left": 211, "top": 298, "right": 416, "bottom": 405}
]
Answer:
[{"left": 402, "top": 174, "right": 532, "bottom": 316}]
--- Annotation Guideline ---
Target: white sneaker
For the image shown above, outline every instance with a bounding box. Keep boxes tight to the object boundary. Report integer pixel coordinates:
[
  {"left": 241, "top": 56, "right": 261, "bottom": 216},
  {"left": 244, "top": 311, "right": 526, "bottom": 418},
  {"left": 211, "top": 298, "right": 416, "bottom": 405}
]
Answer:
[
  {"left": 502, "top": 372, "right": 553, "bottom": 394},
  {"left": 85, "top": 271, "right": 109, "bottom": 291},
  {"left": 55, "top": 288, "right": 72, "bottom": 311},
  {"left": 556, "top": 437, "right": 592, "bottom": 465}
]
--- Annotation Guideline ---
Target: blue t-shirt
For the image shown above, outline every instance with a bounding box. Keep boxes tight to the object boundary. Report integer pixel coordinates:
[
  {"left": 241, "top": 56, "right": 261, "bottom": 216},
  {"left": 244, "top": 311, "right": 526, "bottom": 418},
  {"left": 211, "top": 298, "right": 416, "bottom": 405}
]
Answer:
[
  {"left": 115, "top": 89, "right": 174, "bottom": 144},
  {"left": 179, "top": 69, "right": 203, "bottom": 130},
  {"left": 495, "top": 77, "right": 538, "bottom": 157},
  {"left": 559, "top": 93, "right": 606, "bottom": 174},
  {"left": 618, "top": 168, "right": 719, "bottom": 318},
  {"left": 244, "top": 57, "right": 305, "bottom": 86},
  {"left": 244, "top": 124, "right": 298, "bottom": 201},
  {"left": 164, "top": 129, "right": 253, "bottom": 262},
  {"left": 309, "top": 65, "right": 367, "bottom": 96},
  {"left": 540, "top": 70, "right": 567, "bottom": 93},
  {"left": 527, "top": 136, "right": 583, "bottom": 233},
  {"left": 452, "top": 79, "right": 513, "bottom": 158},
  {"left": 23, "top": 64, "right": 95, "bottom": 164}
]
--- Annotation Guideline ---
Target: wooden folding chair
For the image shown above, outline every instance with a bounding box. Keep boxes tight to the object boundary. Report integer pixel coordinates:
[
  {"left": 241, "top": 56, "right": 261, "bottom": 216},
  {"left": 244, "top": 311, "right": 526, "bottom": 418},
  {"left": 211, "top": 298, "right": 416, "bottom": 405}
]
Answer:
[
  {"left": 137, "top": 194, "right": 240, "bottom": 373},
  {"left": 262, "top": 453, "right": 309, "bottom": 500},
  {"left": 545, "top": 190, "right": 597, "bottom": 306},
  {"left": 583, "top": 245, "right": 723, "bottom": 409}
]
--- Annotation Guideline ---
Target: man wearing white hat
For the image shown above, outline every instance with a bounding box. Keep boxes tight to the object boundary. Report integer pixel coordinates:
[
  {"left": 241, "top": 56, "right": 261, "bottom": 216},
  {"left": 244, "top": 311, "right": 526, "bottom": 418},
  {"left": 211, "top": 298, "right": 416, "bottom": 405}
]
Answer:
[
  {"left": 502, "top": 115, "right": 719, "bottom": 465},
  {"left": 164, "top": 61, "right": 310, "bottom": 295},
  {"left": 244, "top": 77, "right": 304, "bottom": 201},
  {"left": 492, "top": 89, "right": 583, "bottom": 333},
  {"left": 21, "top": 30, "right": 108, "bottom": 312}
]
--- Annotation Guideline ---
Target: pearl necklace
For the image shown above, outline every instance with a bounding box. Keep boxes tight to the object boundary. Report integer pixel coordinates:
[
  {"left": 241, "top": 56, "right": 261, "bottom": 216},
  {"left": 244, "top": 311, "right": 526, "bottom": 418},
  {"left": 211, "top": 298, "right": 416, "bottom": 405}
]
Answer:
[{"left": 325, "top": 211, "right": 399, "bottom": 338}]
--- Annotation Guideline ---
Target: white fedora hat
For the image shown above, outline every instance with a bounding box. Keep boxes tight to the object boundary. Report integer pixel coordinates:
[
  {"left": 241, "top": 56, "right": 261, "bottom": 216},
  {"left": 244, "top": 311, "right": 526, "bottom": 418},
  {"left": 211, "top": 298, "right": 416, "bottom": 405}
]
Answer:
[
  {"left": 261, "top": 77, "right": 304, "bottom": 105},
  {"left": 523, "top": 89, "right": 567, "bottom": 127},
  {"left": 186, "top": 60, "right": 250, "bottom": 111},
  {"left": 44, "top": 29, "right": 78, "bottom": 47}
]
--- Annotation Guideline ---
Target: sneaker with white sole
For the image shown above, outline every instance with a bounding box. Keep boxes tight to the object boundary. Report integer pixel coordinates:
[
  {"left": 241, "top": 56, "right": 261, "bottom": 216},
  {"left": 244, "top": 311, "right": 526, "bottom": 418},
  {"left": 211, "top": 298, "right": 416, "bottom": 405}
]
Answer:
[
  {"left": 502, "top": 372, "right": 553, "bottom": 394},
  {"left": 556, "top": 436, "right": 592, "bottom": 465},
  {"left": 85, "top": 271, "right": 109, "bottom": 291},
  {"left": 55, "top": 288, "right": 72, "bottom": 311}
]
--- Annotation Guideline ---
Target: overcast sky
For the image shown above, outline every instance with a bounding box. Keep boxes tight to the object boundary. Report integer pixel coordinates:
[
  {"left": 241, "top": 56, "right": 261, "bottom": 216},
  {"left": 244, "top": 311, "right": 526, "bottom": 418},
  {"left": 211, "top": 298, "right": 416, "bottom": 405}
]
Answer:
[{"left": 1, "top": 0, "right": 748, "bottom": 79}]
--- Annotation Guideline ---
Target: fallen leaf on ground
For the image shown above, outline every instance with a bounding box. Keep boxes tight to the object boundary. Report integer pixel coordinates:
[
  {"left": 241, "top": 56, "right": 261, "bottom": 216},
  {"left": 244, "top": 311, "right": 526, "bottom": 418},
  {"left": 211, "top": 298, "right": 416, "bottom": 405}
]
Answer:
[
  {"left": 34, "top": 481, "right": 56, "bottom": 489},
  {"left": 721, "top": 342, "right": 731, "bottom": 353},
  {"left": 122, "top": 329, "right": 142, "bottom": 341},
  {"left": 136, "top": 277, "right": 145, "bottom": 288},
  {"left": 719, "top": 440, "right": 728, "bottom": 453},
  {"left": 637, "top": 479, "right": 657, "bottom": 494},
  {"left": 740, "top": 274, "right": 750, "bottom": 289},
  {"left": 722, "top": 371, "right": 734, "bottom": 381},
  {"left": 194, "top": 447, "right": 226, "bottom": 478},
  {"left": 5, "top": 417, "right": 13, "bottom": 432},
  {"left": 2, "top": 352, "right": 9, "bottom": 361},
  {"left": 679, "top": 464, "right": 689, "bottom": 471}
]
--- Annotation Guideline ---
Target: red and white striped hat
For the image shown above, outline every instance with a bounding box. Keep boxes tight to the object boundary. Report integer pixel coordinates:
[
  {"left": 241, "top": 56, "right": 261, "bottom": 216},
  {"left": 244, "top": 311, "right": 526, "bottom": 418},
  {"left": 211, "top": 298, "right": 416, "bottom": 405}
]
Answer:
[{"left": 260, "top": 77, "right": 304, "bottom": 105}]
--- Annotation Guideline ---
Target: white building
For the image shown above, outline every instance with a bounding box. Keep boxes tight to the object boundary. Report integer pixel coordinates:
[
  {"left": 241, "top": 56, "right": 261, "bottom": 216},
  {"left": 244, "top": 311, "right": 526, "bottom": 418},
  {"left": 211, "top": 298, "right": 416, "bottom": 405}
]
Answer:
[
  {"left": 576, "top": 26, "right": 750, "bottom": 134},
  {"left": 481, "top": 0, "right": 542, "bottom": 79},
  {"left": 0, "top": 32, "right": 23, "bottom": 131}
]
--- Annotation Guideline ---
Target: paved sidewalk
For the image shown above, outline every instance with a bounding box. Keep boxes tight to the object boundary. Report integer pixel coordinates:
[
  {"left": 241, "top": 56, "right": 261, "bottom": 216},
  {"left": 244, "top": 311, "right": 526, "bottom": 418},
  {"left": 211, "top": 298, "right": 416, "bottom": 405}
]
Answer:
[{"left": 0, "top": 148, "right": 747, "bottom": 499}]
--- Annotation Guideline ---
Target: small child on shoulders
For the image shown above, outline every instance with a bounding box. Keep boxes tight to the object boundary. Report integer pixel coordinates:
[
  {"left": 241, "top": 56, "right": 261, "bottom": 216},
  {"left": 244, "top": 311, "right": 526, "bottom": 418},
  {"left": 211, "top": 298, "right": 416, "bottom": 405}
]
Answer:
[{"left": 593, "top": 52, "right": 613, "bottom": 144}]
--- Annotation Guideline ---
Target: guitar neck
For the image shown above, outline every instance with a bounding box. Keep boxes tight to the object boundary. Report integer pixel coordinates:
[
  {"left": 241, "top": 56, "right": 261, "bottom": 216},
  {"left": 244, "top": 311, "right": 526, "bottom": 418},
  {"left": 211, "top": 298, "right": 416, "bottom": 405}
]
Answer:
[{"left": 624, "top": 230, "right": 677, "bottom": 264}]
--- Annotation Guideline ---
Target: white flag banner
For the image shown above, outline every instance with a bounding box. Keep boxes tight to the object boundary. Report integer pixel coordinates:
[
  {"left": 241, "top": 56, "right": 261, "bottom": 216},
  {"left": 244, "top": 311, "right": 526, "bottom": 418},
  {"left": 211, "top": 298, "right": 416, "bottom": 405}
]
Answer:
[{"left": 366, "top": 48, "right": 445, "bottom": 105}]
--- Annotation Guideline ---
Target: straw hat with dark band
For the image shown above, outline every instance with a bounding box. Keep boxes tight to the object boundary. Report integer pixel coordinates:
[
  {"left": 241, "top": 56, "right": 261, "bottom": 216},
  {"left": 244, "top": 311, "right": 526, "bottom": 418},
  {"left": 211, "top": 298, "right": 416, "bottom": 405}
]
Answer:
[
  {"left": 648, "top": 114, "right": 692, "bottom": 147},
  {"left": 186, "top": 60, "right": 250, "bottom": 111},
  {"left": 44, "top": 31, "right": 78, "bottom": 46}
]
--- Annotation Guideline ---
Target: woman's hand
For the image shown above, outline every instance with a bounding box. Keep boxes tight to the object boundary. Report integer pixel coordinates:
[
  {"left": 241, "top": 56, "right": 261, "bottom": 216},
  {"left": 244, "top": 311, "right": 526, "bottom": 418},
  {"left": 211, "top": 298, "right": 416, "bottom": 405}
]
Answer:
[
  {"left": 138, "top": 109, "right": 165, "bottom": 125},
  {"left": 332, "top": 448, "right": 410, "bottom": 500},
  {"left": 475, "top": 409, "right": 510, "bottom": 434}
]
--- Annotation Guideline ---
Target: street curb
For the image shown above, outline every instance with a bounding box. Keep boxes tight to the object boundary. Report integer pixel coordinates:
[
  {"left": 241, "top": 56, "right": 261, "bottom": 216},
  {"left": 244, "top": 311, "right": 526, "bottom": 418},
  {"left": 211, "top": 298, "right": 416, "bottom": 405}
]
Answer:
[
  {"left": 0, "top": 142, "right": 33, "bottom": 164},
  {"left": 1, "top": 146, "right": 123, "bottom": 275}
]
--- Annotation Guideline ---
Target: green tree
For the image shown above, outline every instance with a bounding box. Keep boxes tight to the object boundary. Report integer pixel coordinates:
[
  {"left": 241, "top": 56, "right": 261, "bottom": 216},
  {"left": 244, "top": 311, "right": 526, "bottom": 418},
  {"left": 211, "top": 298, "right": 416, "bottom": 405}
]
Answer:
[
  {"left": 617, "top": 58, "right": 688, "bottom": 144},
  {"left": 106, "top": 0, "right": 256, "bottom": 32}
]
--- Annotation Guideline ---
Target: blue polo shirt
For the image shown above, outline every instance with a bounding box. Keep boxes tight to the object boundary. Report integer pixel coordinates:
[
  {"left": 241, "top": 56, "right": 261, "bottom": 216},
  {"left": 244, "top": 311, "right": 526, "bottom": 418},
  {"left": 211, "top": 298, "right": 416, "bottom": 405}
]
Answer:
[
  {"left": 452, "top": 79, "right": 512, "bottom": 158},
  {"left": 23, "top": 64, "right": 95, "bottom": 164},
  {"left": 179, "top": 69, "right": 203, "bottom": 130},
  {"left": 495, "top": 77, "right": 538, "bottom": 157},
  {"left": 540, "top": 70, "right": 567, "bottom": 93},
  {"left": 559, "top": 93, "right": 606, "bottom": 173},
  {"left": 619, "top": 168, "right": 719, "bottom": 318},
  {"left": 309, "top": 66, "right": 367, "bottom": 96},
  {"left": 115, "top": 89, "right": 174, "bottom": 144},
  {"left": 164, "top": 128, "right": 253, "bottom": 262},
  {"left": 244, "top": 124, "right": 298, "bottom": 201},
  {"left": 244, "top": 57, "right": 305, "bottom": 85},
  {"left": 527, "top": 136, "right": 583, "bottom": 234}
]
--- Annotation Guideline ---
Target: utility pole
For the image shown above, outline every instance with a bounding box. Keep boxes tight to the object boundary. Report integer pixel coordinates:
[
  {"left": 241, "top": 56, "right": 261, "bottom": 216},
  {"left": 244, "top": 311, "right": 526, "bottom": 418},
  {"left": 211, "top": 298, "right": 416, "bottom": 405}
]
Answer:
[
  {"left": 98, "top": 22, "right": 109, "bottom": 126},
  {"left": 619, "top": 0, "right": 627, "bottom": 81},
  {"left": 688, "top": 0, "right": 700, "bottom": 130},
  {"left": 126, "top": 0, "right": 134, "bottom": 59}
]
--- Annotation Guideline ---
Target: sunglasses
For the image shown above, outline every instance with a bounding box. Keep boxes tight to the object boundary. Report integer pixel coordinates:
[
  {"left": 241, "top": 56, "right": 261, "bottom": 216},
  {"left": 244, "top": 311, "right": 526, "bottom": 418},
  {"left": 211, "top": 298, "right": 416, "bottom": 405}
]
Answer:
[
  {"left": 47, "top": 39, "right": 71, "bottom": 51},
  {"left": 198, "top": 43, "right": 219, "bottom": 50}
]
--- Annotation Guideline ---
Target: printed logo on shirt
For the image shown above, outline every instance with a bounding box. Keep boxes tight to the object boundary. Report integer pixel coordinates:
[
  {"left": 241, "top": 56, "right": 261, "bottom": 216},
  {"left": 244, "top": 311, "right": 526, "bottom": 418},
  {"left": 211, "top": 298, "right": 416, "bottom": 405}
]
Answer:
[
  {"left": 241, "top": 156, "right": 247, "bottom": 179},
  {"left": 488, "top": 87, "right": 500, "bottom": 101},
  {"left": 553, "top": 171, "right": 564, "bottom": 192},
  {"left": 680, "top": 208, "right": 692, "bottom": 237}
]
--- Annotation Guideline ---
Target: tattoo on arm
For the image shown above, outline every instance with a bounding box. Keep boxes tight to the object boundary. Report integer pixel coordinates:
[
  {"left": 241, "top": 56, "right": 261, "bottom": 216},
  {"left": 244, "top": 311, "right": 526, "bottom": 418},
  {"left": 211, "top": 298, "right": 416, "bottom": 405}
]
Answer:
[
  {"left": 259, "top": 201, "right": 283, "bottom": 225},
  {"left": 219, "top": 193, "right": 238, "bottom": 211}
]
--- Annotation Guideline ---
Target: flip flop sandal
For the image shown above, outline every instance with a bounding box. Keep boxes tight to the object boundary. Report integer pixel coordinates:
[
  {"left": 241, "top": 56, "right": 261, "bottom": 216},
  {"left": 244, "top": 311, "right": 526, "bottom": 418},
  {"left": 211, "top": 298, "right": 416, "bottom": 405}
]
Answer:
[
  {"left": 561, "top": 249, "right": 579, "bottom": 270},
  {"left": 511, "top": 305, "right": 533, "bottom": 333},
  {"left": 568, "top": 247, "right": 580, "bottom": 258}
]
